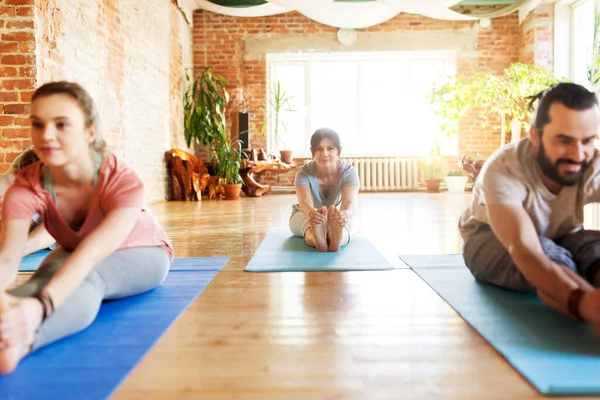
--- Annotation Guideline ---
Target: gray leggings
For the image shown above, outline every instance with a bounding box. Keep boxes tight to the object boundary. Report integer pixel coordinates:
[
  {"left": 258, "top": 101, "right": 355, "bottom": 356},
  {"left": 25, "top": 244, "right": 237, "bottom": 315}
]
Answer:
[
  {"left": 463, "top": 226, "right": 600, "bottom": 292},
  {"left": 9, "top": 246, "right": 171, "bottom": 350}
]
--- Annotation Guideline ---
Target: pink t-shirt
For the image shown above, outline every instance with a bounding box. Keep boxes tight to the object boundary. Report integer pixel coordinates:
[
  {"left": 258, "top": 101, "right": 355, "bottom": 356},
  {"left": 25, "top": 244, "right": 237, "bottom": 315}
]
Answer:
[{"left": 3, "top": 152, "right": 174, "bottom": 260}]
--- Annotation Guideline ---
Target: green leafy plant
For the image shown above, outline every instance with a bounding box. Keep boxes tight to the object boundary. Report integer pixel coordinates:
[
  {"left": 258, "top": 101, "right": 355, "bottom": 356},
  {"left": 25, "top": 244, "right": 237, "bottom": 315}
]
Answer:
[
  {"left": 183, "top": 66, "right": 230, "bottom": 149},
  {"left": 419, "top": 140, "right": 443, "bottom": 180},
  {"left": 428, "top": 63, "right": 563, "bottom": 140},
  {"left": 427, "top": 75, "right": 473, "bottom": 139},
  {"left": 446, "top": 170, "right": 464, "bottom": 177},
  {"left": 588, "top": 2, "right": 600, "bottom": 92},
  {"left": 213, "top": 136, "right": 243, "bottom": 185},
  {"left": 261, "top": 81, "right": 296, "bottom": 150},
  {"left": 182, "top": 66, "right": 243, "bottom": 185}
]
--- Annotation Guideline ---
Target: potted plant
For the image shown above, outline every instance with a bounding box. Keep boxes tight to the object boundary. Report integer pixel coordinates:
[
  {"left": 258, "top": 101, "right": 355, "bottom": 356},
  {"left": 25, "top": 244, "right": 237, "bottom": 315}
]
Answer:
[
  {"left": 419, "top": 140, "right": 443, "bottom": 193},
  {"left": 183, "top": 66, "right": 229, "bottom": 150},
  {"left": 261, "top": 81, "right": 296, "bottom": 164},
  {"left": 428, "top": 63, "right": 562, "bottom": 147},
  {"left": 213, "top": 136, "right": 243, "bottom": 200},
  {"left": 184, "top": 66, "right": 244, "bottom": 199},
  {"left": 444, "top": 170, "right": 468, "bottom": 194}
]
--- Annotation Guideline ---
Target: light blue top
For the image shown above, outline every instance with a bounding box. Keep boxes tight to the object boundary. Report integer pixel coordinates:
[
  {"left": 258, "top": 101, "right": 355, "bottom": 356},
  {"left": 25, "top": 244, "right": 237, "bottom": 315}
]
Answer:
[{"left": 292, "top": 160, "right": 359, "bottom": 215}]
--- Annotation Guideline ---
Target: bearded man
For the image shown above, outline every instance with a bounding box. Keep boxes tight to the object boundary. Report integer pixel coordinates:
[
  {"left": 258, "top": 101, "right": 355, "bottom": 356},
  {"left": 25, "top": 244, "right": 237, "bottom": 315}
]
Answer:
[{"left": 459, "top": 82, "right": 600, "bottom": 332}]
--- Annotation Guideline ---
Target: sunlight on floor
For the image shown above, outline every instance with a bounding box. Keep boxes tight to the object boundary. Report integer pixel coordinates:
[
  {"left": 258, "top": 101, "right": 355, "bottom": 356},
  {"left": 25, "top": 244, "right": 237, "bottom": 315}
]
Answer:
[{"left": 357, "top": 192, "right": 472, "bottom": 256}]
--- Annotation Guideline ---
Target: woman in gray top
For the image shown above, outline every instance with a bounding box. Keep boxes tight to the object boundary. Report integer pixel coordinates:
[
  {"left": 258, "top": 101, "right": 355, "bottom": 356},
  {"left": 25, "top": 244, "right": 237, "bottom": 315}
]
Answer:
[{"left": 290, "top": 128, "right": 360, "bottom": 252}]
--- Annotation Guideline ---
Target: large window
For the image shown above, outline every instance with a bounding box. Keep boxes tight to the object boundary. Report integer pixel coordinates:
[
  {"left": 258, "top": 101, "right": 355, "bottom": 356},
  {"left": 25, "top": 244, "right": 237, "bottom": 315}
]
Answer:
[
  {"left": 555, "top": 0, "right": 596, "bottom": 86},
  {"left": 572, "top": 0, "right": 596, "bottom": 85},
  {"left": 267, "top": 51, "right": 456, "bottom": 158}
]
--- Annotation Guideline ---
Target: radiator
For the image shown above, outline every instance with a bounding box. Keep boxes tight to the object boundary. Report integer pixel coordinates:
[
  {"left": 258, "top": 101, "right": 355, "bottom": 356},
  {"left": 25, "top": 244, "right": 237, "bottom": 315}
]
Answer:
[
  {"left": 584, "top": 203, "right": 600, "bottom": 230},
  {"left": 343, "top": 157, "right": 422, "bottom": 191}
]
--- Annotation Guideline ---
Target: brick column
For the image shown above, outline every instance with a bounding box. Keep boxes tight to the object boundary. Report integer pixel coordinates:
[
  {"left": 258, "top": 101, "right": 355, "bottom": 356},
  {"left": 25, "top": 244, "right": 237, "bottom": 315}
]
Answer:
[
  {"left": 0, "top": 0, "right": 36, "bottom": 171},
  {"left": 519, "top": 4, "right": 553, "bottom": 70}
]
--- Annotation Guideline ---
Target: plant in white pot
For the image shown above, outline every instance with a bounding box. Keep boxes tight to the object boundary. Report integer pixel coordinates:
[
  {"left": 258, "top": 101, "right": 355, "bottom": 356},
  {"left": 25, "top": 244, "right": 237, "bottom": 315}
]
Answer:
[
  {"left": 261, "top": 81, "right": 296, "bottom": 164},
  {"left": 444, "top": 170, "right": 468, "bottom": 194}
]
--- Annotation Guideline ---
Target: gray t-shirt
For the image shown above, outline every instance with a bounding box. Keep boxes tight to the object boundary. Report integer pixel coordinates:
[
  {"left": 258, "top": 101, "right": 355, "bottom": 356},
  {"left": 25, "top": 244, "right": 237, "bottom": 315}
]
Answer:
[
  {"left": 459, "top": 138, "right": 600, "bottom": 240},
  {"left": 292, "top": 160, "right": 360, "bottom": 215}
]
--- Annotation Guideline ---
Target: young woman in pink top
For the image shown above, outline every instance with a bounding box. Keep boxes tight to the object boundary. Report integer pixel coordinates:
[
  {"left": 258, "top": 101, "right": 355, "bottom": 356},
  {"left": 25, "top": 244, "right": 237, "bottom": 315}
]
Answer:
[{"left": 0, "top": 81, "right": 174, "bottom": 374}]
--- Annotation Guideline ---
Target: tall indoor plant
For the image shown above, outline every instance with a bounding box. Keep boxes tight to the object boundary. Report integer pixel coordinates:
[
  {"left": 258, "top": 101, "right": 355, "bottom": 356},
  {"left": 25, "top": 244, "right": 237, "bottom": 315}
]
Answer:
[
  {"left": 428, "top": 63, "right": 562, "bottom": 147},
  {"left": 183, "top": 66, "right": 230, "bottom": 150},
  {"left": 262, "top": 81, "right": 296, "bottom": 163},
  {"left": 183, "top": 66, "right": 242, "bottom": 199}
]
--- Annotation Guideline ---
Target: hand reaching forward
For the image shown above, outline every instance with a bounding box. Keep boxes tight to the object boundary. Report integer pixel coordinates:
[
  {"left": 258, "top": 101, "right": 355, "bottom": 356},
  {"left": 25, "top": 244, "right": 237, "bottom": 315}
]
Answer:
[
  {"left": 0, "top": 292, "right": 44, "bottom": 374},
  {"left": 579, "top": 289, "right": 600, "bottom": 335},
  {"left": 307, "top": 206, "right": 327, "bottom": 226},
  {"left": 0, "top": 293, "right": 42, "bottom": 350},
  {"left": 328, "top": 205, "right": 349, "bottom": 227}
]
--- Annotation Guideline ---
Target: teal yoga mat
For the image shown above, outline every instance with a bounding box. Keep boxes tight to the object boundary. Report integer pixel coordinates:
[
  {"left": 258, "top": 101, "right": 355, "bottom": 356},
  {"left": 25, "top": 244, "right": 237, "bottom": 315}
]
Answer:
[
  {"left": 0, "top": 257, "right": 227, "bottom": 400},
  {"left": 403, "top": 254, "right": 600, "bottom": 396},
  {"left": 245, "top": 227, "right": 394, "bottom": 272},
  {"left": 19, "top": 249, "right": 52, "bottom": 271}
]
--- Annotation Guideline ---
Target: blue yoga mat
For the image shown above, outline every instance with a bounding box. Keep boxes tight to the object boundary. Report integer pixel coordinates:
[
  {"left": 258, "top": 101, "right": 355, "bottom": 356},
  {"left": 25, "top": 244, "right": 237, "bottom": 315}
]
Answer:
[
  {"left": 245, "top": 227, "right": 395, "bottom": 272},
  {"left": 404, "top": 254, "right": 600, "bottom": 396},
  {"left": 19, "top": 249, "right": 52, "bottom": 271},
  {"left": 0, "top": 257, "right": 228, "bottom": 400},
  {"left": 18, "top": 249, "right": 229, "bottom": 273}
]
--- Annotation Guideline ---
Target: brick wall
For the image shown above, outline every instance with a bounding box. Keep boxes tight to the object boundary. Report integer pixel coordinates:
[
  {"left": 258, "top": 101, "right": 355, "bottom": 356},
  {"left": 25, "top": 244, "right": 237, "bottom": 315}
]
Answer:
[
  {"left": 193, "top": 10, "right": 521, "bottom": 186},
  {"left": 169, "top": 3, "right": 185, "bottom": 150},
  {"left": 519, "top": 4, "right": 554, "bottom": 71},
  {"left": 0, "top": 0, "right": 190, "bottom": 202},
  {"left": 0, "top": 0, "right": 35, "bottom": 166}
]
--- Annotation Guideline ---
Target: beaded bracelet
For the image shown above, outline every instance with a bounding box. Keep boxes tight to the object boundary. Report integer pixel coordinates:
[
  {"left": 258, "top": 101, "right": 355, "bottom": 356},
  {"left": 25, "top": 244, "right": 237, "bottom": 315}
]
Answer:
[{"left": 32, "top": 291, "right": 55, "bottom": 322}]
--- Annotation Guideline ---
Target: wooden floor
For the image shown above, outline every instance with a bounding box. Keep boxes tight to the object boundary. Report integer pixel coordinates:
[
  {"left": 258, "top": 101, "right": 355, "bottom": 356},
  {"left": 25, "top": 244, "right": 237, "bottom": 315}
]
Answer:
[{"left": 20, "top": 193, "right": 592, "bottom": 399}]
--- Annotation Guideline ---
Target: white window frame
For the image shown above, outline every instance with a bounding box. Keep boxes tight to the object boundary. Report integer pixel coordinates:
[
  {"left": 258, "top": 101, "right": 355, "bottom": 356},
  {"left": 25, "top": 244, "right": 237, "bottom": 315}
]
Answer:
[
  {"left": 554, "top": 0, "right": 596, "bottom": 84},
  {"left": 266, "top": 51, "right": 457, "bottom": 158}
]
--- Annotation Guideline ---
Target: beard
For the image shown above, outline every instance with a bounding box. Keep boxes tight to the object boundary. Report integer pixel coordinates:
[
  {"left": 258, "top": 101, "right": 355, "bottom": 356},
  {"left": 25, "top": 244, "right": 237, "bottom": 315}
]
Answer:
[{"left": 536, "top": 142, "right": 588, "bottom": 187}]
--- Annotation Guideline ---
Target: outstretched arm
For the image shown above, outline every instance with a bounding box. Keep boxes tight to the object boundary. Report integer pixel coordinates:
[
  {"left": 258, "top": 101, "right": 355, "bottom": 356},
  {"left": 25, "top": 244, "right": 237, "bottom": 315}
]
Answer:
[
  {"left": 295, "top": 185, "right": 326, "bottom": 225},
  {"left": 0, "top": 171, "right": 53, "bottom": 256},
  {"left": 330, "top": 185, "right": 359, "bottom": 227},
  {"left": 0, "top": 219, "right": 31, "bottom": 289},
  {"left": 23, "top": 223, "right": 55, "bottom": 256},
  {"left": 487, "top": 203, "right": 595, "bottom": 319},
  {"left": 41, "top": 207, "right": 140, "bottom": 308},
  {"left": 0, "top": 173, "right": 16, "bottom": 199}
]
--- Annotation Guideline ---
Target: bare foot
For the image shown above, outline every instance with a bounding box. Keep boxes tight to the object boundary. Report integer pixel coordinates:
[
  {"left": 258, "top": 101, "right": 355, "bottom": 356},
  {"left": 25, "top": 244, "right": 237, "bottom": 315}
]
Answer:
[
  {"left": 311, "top": 207, "right": 328, "bottom": 252},
  {"left": 0, "top": 294, "right": 43, "bottom": 374},
  {"left": 327, "top": 205, "right": 349, "bottom": 252}
]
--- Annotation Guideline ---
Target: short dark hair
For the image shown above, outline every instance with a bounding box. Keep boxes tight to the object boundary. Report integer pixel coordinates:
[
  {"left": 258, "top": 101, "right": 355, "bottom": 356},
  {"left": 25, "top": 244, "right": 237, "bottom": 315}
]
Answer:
[
  {"left": 310, "top": 127, "right": 341, "bottom": 156},
  {"left": 527, "top": 82, "right": 598, "bottom": 135}
]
